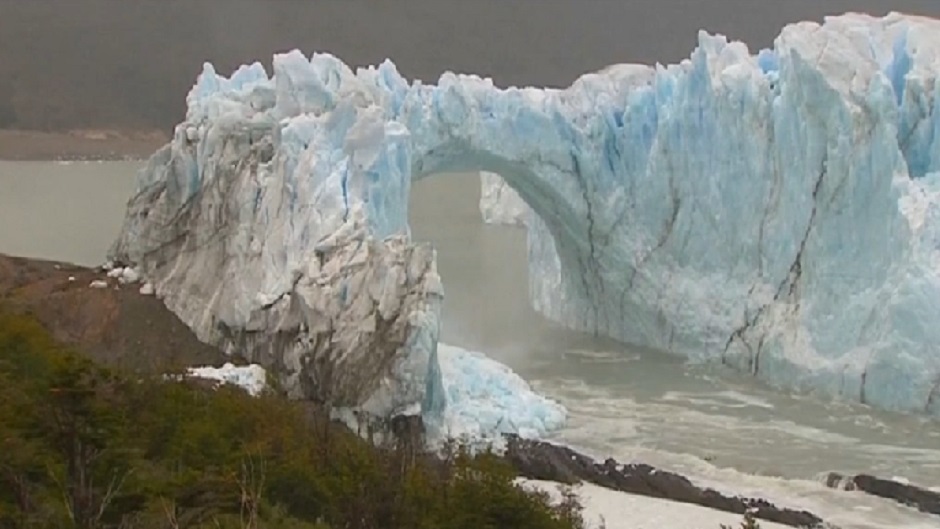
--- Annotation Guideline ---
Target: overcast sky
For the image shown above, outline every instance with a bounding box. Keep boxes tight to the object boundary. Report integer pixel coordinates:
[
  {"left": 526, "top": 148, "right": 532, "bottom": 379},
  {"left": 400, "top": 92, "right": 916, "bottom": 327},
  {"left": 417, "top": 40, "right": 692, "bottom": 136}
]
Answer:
[{"left": 3, "top": 0, "right": 939, "bottom": 129}]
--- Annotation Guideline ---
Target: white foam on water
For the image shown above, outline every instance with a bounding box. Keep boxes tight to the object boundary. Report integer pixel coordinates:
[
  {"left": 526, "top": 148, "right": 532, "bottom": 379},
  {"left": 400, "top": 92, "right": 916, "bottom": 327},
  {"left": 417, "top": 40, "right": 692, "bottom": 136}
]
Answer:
[
  {"left": 561, "top": 348, "right": 641, "bottom": 364},
  {"left": 687, "top": 469, "right": 940, "bottom": 529},
  {"left": 529, "top": 376, "right": 940, "bottom": 529},
  {"left": 544, "top": 377, "right": 860, "bottom": 446},
  {"left": 532, "top": 434, "right": 940, "bottom": 529},
  {"left": 53, "top": 160, "right": 108, "bottom": 165},
  {"left": 661, "top": 389, "right": 776, "bottom": 410},
  {"left": 519, "top": 479, "right": 790, "bottom": 529}
]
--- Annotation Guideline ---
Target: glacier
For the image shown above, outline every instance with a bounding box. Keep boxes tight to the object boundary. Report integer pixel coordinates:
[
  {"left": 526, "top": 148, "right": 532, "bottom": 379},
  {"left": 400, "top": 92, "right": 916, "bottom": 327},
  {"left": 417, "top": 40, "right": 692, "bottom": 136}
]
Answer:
[{"left": 110, "top": 11, "right": 940, "bottom": 425}]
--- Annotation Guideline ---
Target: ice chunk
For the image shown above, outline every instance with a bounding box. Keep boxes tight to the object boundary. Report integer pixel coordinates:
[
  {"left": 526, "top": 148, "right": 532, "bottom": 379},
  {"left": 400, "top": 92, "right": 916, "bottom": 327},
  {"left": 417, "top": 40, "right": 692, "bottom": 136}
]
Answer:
[
  {"left": 118, "top": 267, "right": 139, "bottom": 284},
  {"left": 425, "top": 343, "right": 566, "bottom": 447},
  {"left": 112, "top": 12, "right": 940, "bottom": 421},
  {"left": 335, "top": 343, "right": 566, "bottom": 449}
]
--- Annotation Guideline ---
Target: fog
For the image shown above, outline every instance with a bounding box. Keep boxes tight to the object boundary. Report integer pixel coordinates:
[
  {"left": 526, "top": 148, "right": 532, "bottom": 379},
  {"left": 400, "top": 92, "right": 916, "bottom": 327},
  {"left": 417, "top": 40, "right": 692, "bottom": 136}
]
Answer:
[{"left": 3, "top": 0, "right": 940, "bottom": 131}]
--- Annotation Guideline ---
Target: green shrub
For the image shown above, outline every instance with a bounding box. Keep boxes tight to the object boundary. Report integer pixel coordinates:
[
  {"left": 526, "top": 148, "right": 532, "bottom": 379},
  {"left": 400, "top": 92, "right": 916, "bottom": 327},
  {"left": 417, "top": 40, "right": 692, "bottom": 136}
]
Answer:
[{"left": 0, "top": 308, "right": 584, "bottom": 529}]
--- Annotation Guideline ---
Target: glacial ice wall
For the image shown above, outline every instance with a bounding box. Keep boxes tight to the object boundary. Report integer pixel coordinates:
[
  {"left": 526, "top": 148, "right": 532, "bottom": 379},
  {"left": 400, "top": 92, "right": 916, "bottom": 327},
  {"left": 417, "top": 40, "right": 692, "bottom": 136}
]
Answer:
[
  {"left": 112, "top": 11, "right": 940, "bottom": 417},
  {"left": 480, "top": 171, "right": 529, "bottom": 226}
]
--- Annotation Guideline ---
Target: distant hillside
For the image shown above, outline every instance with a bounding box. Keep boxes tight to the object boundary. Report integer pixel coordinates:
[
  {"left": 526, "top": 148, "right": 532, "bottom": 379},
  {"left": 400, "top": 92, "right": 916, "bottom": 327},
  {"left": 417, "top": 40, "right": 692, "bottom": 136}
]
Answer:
[{"left": 2, "top": 0, "right": 939, "bottom": 133}]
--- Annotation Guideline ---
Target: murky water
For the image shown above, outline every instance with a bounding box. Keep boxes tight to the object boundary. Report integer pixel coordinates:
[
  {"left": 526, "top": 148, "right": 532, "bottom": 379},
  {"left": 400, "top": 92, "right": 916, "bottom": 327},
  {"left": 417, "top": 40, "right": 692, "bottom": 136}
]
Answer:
[
  {"left": 2, "top": 161, "right": 939, "bottom": 528},
  {"left": 0, "top": 161, "right": 140, "bottom": 266}
]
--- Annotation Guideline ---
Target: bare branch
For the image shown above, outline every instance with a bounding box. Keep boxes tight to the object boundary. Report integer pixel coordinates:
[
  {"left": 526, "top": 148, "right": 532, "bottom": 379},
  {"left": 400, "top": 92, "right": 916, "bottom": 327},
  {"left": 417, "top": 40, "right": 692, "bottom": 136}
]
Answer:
[
  {"left": 161, "top": 497, "right": 180, "bottom": 529},
  {"left": 46, "top": 463, "right": 76, "bottom": 523},
  {"left": 94, "top": 468, "right": 132, "bottom": 526},
  {"left": 237, "top": 453, "right": 266, "bottom": 529}
]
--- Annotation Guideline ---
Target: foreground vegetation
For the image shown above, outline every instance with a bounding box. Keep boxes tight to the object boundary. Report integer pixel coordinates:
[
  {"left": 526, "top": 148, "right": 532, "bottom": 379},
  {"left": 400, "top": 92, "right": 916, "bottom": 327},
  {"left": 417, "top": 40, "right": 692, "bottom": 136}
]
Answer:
[
  {"left": 0, "top": 306, "right": 771, "bottom": 529},
  {"left": 0, "top": 309, "right": 585, "bottom": 529}
]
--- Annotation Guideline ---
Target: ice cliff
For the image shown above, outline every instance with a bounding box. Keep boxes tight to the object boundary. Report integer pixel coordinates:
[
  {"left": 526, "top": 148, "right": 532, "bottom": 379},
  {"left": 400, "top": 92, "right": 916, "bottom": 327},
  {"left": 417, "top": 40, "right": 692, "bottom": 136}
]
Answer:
[{"left": 111, "top": 11, "right": 940, "bottom": 420}]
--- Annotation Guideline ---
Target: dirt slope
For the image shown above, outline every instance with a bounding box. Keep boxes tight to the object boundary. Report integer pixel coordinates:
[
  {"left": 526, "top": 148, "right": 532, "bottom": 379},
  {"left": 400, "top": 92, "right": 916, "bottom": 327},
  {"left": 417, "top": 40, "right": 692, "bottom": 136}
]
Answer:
[{"left": 0, "top": 253, "right": 226, "bottom": 373}]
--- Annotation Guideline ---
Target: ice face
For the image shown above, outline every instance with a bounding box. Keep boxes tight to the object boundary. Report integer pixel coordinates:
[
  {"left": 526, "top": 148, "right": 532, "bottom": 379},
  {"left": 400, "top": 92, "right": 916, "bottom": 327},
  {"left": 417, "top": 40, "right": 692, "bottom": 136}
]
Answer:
[
  {"left": 112, "top": 11, "right": 940, "bottom": 420},
  {"left": 480, "top": 171, "right": 529, "bottom": 227}
]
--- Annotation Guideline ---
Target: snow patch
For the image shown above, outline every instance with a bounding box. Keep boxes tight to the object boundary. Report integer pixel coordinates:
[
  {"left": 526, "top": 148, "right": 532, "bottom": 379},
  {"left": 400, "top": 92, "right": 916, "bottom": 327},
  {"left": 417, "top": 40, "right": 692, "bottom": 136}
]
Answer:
[{"left": 186, "top": 363, "right": 268, "bottom": 397}]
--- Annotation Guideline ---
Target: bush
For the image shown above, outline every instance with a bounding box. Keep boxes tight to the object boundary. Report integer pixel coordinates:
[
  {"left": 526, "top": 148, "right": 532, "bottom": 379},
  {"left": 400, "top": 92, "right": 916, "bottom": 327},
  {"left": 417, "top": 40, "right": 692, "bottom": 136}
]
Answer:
[
  {"left": 0, "top": 309, "right": 584, "bottom": 529},
  {"left": 721, "top": 511, "right": 762, "bottom": 529}
]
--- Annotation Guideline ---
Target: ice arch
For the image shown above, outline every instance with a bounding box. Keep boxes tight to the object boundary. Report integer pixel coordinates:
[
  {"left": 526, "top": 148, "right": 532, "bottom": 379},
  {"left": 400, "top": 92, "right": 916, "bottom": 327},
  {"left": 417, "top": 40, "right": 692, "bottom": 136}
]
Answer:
[{"left": 112, "top": 12, "right": 940, "bottom": 419}]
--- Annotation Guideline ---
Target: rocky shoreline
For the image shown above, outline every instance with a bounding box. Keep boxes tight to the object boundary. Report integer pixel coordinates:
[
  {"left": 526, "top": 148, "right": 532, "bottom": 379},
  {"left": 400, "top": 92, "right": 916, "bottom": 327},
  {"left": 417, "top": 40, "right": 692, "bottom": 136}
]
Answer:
[
  {"left": 4, "top": 252, "right": 940, "bottom": 528},
  {"left": 825, "top": 472, "right": 940, "bottom": 517},
  {"left": 504, "top": 436, "right": 827, "bottom": 528}
]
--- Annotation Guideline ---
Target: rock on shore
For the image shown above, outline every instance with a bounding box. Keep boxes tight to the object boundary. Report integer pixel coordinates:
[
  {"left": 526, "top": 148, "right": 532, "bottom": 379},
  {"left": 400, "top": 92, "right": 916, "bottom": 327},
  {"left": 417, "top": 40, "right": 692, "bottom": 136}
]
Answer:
[
  {"left": 504, "top": 436, "right": 828, "bottom": 528},
  {"left": 825, "top": 472, "right": 940, "bottom": 517}
]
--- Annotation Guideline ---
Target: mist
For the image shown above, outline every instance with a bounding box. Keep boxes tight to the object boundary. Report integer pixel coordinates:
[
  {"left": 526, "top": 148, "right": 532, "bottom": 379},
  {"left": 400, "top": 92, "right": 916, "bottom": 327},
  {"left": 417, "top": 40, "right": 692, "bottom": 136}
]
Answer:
[{"left": 3, "top": 0, "right": 940, "bottom": 132}]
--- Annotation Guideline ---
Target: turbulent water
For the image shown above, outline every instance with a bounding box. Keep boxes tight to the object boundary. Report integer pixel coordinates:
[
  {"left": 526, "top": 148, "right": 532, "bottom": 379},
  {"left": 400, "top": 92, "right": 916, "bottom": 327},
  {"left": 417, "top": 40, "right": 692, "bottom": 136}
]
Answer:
[{"left": 2, "top": 161, "right": 940, "bottom": 528}]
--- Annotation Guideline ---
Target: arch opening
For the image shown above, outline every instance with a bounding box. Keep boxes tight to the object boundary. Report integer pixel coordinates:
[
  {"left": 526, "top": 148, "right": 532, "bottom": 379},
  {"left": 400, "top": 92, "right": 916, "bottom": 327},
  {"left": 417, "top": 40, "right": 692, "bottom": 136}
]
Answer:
[
  {"left": 406, "top": 169, "right": 577, "bottom": 442},
  {"left": 407, "top": 172, "right": 535, "bottom": 354},
  {"left": 404, "top": 129, "right": 611, "bottom": 340},
  {"left": 410, "top": 155, "right": 589, "bottom": 321}
]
